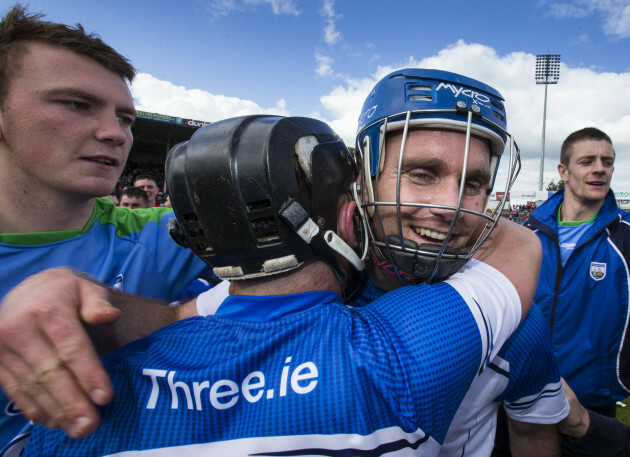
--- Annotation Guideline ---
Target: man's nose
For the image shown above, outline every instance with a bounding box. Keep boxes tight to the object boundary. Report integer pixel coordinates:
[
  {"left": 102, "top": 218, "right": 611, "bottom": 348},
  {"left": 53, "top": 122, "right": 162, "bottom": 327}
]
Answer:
[
  {"left": 430, "top": 179, "right": 463, "bottom": 218},
  {"left": 95, "top": 112, "right": 129, "bottom": 146}
]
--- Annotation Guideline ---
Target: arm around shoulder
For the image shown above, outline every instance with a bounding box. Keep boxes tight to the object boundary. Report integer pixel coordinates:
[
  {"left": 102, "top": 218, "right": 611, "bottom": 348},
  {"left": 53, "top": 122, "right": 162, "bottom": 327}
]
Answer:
[
  {"left": 0, "top": 268, "right": 182, "bottom": 439},
  {"left": 474, "top": 219, "right": 542, "bottom": 319}
]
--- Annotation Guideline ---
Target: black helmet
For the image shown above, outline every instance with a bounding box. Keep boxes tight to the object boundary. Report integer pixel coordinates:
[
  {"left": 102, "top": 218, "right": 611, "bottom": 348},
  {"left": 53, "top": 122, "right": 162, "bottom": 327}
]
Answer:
[{"left": 167, "top": 115, "right": 364, "bottom": 297}]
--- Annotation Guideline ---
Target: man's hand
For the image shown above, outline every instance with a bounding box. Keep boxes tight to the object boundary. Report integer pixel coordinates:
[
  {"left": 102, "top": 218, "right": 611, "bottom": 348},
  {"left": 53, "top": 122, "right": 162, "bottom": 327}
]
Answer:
[
  {"left": 0, "top": 268, "right": 120, "bottom": 438},
  {"left": 558, "top": 378, "right": 590, "bottom": 438}
]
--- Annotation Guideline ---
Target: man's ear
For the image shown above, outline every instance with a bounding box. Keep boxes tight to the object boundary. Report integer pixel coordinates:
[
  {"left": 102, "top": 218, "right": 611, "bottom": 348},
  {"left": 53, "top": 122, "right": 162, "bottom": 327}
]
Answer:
[
  {"left": 337, "top": 199, "right": 358, "bottom": 249},
  {"left": 558, "top": 163, "right": 568, "bottom": 183}
]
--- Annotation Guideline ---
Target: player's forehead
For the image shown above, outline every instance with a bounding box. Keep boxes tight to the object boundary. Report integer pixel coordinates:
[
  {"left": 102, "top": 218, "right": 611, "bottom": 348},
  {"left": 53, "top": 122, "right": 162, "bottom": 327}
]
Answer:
[
  {"left": 9, "top": 42, "right": 134, "bottom": 111},
  {"left": 569, "top": 139, "right": 615, "bottom": 162},
  {"left": 383, "top": 128, "right": 491, "bottom": 169},
  {"left": 135, "top": 179, "right": 157, "bottom": 187}
]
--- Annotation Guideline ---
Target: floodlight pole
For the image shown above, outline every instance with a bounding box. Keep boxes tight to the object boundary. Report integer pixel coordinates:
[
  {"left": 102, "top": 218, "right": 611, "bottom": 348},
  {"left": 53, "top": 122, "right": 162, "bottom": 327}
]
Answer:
[{"left": 535, "top": 54, "right": 561, "bottom": 191}]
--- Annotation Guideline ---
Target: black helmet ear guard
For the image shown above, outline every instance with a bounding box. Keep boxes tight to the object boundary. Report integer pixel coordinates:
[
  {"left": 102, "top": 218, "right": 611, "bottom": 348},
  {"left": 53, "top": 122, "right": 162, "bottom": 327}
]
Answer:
[
  {"left": 166, "top": 141, "right": 192, "bottom": 250},
  {"left": 166, "top": 115, "right": 365, "bottom": 298}
]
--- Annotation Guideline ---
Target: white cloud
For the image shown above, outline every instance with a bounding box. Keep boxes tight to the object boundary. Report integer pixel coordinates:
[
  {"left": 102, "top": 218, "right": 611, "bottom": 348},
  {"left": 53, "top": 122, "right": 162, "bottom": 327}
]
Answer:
[
  {"left": 544, "top": 0, "right": 630, "bottom": 38},
  {"left": 606, "top": 1, "right": 630, "bottom": 37},
  {"left": 131, "top": 73, "right": 290, "bottom": 121},
  {"left": 573, "top": 32, "right": 591, "bottom": 44},
  {"left": 207, "top": 0, "right": 241, "bottom": 18},
  {"left": 321, "top": 0, "right": 341, "bottom": 45},
  {"left": 129, "top": 42, "right": 630, "bottom": 193},
  {"left": 245, "top": 0, "right": 301, "bottom": 15},
  {"left": 315, "top": 53, "right": 334, "bottom": 77},
  {"left": 545, "top": 0, "right": 595, "bottom": 18},
  {"left": 207, "top": 0, "right": 300, "bottom": 18},
  {"left": 315, "top": 40, "right": 630, "bottom": 191}
]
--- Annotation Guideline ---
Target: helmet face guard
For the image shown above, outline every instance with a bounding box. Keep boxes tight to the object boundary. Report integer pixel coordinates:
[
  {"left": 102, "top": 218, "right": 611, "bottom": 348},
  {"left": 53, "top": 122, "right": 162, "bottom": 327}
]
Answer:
[
  {"left": 167, "top": 115, "right": 365, "bottom": 298},
  {"left": 355, "top": 69, "right": 520, "bottom": 284}
]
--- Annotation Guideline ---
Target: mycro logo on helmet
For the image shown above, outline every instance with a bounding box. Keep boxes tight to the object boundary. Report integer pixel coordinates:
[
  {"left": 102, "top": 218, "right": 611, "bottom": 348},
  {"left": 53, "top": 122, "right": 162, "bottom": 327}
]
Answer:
[
  {"left": 359, "top": 105, "right": 378, "bottom": 126},
  {"left": 436, "top": 83, "right": 491, "bottom": 104}
]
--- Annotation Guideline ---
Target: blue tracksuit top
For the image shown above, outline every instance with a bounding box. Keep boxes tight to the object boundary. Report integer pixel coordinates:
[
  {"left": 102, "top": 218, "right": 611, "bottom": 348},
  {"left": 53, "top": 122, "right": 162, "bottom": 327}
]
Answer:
[{"left": 524, "top": 189, "right": 630, "bottom": 407}]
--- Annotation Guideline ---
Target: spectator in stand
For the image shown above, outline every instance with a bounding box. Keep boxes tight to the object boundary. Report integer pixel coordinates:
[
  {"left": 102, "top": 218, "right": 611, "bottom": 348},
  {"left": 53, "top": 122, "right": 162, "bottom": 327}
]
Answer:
[
  {"left": 119, "top": 187, "right": 149, "bottom": 209},
  {"left": 102, "top": 194, "right": 119, "bottom": 205},
  {"left": 133, "top": 174, "right": 160, "bottom": 207},
  {"left": 0, "top": 4, "right": 211, "bottom": 451}
]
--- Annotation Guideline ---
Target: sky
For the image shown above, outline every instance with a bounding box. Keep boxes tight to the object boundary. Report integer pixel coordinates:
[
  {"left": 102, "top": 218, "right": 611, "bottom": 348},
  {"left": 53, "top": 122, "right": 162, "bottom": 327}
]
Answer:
[{"left": 3, "top": 0, "right": 630, "bottom": 192}]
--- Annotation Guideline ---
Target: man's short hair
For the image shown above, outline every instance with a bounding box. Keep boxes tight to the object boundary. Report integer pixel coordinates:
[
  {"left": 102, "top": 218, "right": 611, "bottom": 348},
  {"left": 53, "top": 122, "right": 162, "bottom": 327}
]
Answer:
[
  {"left": 560, "top": 127, "right": 613, "bottom": 166},
  {"left": 0, "top": 4, "right": 136, "bottom": 107},
  {"left": 133, "top": 174, "right": 158, "bottom": 186},
  {"left": 121, "top": 186, "right": 148, "bottom": 204}
]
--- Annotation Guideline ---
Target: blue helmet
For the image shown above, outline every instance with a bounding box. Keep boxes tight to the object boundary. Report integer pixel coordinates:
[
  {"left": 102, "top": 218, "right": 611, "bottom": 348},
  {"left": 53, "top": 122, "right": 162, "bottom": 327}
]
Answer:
[{"left": 354, "top": 68, "right": 520, "bottom": 283}]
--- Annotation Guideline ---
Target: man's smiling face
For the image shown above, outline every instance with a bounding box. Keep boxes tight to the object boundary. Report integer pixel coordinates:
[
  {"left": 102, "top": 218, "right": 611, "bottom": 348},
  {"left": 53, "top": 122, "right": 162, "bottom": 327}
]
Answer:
[
  {"left": 372, "top": 128, "right": 491, "bottom": 252},
  {"left": 559, "top": 139, "right": 615, "bottom": 206}
]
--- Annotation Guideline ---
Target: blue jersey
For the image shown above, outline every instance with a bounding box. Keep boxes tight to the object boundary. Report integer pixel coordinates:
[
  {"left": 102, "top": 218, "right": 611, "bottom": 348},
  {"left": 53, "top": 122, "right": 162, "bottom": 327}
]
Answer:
[
  {"left": 351, "top": 273, "right": 568, "bottom": 456},
  {"left": 0, "top": 198, "right": 212, "bottom": 451},
  {"left": 439, "top": 305, "right": 568, "bottom": 457},
  {"left": 23, "top": 260, "right": 521, "bottom": 456}
]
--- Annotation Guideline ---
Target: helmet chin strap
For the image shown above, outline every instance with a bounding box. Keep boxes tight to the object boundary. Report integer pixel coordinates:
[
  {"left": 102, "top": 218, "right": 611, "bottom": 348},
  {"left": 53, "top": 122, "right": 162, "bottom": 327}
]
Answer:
[
  {"left": 374, "top": 236, "right": 470, "bottom": 284},
  {"left": 279, "top": 198, "right": 365, "bottom": 300}
]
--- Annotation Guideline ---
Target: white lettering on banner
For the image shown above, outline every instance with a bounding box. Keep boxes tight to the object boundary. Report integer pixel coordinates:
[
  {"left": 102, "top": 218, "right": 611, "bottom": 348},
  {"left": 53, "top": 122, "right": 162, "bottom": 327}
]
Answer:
[
  {"left": 142, "top": 356, "right": 319, "bottom": 412},
  {"left": 436, "top": 83, "right": 491, "bottom": 104},
  {"left": 186, "top": 119, "right": 211, "bottom": 128}
]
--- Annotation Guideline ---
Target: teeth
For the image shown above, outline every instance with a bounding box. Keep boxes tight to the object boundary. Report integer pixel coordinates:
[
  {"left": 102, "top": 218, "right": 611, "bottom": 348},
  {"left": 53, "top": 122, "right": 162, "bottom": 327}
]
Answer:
[
  {"left": 92, "top": 158, "right": 113, "bottom": 165},
  {"left": 416, "top": 227, "right": 447, "bottom": 241}
]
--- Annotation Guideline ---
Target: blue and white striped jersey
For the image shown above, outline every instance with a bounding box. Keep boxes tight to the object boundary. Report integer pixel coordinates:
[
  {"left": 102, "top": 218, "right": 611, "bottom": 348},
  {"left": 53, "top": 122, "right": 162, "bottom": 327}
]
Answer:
[
  {"left": 23, "top": 260, "right": 520, "bottom": 456},
  {"left": 351, "top": 269, "right": 568, "bottom": 457}
]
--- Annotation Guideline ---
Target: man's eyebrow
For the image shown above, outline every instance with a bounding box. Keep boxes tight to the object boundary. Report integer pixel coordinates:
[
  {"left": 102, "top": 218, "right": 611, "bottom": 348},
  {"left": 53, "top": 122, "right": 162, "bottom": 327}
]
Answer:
[
  {"left": 46, "top": 87, "right": 136, "bottom": 116},
  {"left": 401, "top": 156, "right": 446, "bottom": 172},
  {"left": 577, "top": 153, "right": 614, "bottom": 161},
  {"left": 117, "top": 105, "right": 137, "bottom": 117},
  {"left": 46, "top": 87, "right": 104, "bottom": 104},
  {"left": 466, "top": 167, "right": 491, "bottom": 185},
  {"left": 402, "top": 156, "right": 491, "bottom": 181}
]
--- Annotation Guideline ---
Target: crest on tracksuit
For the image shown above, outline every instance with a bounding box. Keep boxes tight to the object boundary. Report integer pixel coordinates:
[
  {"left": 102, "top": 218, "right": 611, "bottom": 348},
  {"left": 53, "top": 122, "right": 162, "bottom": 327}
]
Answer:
[
  {"left": 112, "top": 273, "right": 124, "bottom": 291},
  {"left": 590, "top": 262, "right": 606, "bottom": 281}
]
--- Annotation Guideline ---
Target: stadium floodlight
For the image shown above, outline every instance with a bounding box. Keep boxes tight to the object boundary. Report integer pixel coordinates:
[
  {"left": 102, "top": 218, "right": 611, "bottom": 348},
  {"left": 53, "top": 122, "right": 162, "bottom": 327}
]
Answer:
[{"left": 535, "top": 54, "right": 561, "bottom": 191}]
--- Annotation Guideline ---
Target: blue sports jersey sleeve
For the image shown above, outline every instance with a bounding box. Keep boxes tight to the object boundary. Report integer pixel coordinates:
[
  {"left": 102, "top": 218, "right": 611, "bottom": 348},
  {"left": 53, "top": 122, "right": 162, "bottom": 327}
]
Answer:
[
  {"left": 496, "top": 305, "right": 569, "bottom": 423},
  {"left": 357, "top": 282, "right": 485, "bottom": 443}
]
